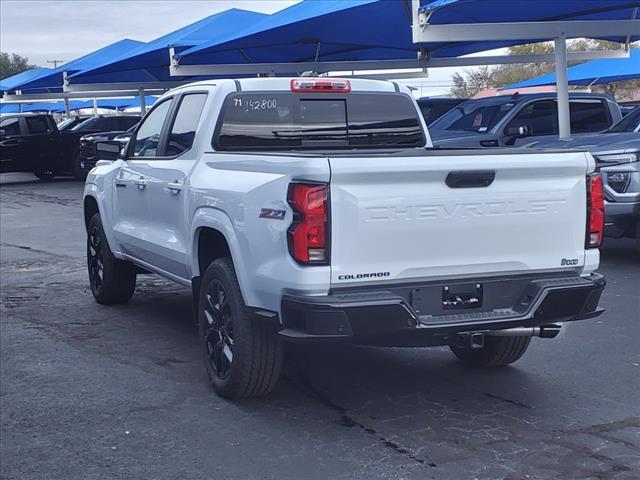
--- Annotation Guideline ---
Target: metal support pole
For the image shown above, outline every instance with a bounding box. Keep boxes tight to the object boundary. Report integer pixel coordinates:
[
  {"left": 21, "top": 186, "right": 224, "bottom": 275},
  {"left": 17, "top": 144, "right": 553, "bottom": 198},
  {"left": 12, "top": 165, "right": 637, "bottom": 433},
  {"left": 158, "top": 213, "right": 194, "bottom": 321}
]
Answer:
[
  {"left": 64, "top": 97, "right": 70, "bottom": 116},
  {"left": 93, "top": 98, "right": 98, "bottom": 115},
  {"left": 139, "top": 88, "right": 146, "bottom": 114},
  {"left": 555, "top": 34, "right": 571, "bottom": 139}
]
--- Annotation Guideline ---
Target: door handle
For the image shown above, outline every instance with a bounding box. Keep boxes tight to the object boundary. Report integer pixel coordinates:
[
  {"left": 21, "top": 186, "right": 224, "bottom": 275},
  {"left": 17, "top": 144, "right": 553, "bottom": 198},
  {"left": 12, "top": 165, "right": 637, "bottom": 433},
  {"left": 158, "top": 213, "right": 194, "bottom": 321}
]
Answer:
[
  {"left": 167, "top": 181, "right": 182, "bottom": 194},
  {"left": 135, "top": 178, "right": 148, "bottom": 190},
  {"left": 446, "top": 171, "right": 495, "bottom": 188}
]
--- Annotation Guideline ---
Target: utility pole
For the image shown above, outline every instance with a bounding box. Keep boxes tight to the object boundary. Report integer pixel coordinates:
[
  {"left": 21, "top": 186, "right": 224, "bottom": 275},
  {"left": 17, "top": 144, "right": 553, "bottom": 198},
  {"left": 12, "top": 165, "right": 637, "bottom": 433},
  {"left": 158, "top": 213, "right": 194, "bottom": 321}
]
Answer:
[{"left": 47, "top": 59, "right": 64, "bottom": 68}]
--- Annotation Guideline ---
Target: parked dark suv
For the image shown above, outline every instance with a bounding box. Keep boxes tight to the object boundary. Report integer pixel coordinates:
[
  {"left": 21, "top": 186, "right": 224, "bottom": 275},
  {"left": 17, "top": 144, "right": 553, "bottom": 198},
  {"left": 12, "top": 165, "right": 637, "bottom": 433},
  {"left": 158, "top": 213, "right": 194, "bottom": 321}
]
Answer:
[
  {"left": 63, "top": 115, "right": 139, "bottom": 178},
  {"left": 0, "top": 113, "right": 61, "bottom": 180},
  {"left": 79, "top": 124, "right": 137, "bottom": 173},
  {"left": 429, "top": 93, "right": 622, "bottom": 147}
]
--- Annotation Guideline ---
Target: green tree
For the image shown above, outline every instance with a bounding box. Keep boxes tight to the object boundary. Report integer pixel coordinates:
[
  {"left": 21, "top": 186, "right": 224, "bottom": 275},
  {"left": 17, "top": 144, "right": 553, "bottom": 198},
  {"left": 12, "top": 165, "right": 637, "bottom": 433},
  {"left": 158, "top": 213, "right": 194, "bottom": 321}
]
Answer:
[{"left": 0, "top": 52, "right": 38, "bottom": 80}]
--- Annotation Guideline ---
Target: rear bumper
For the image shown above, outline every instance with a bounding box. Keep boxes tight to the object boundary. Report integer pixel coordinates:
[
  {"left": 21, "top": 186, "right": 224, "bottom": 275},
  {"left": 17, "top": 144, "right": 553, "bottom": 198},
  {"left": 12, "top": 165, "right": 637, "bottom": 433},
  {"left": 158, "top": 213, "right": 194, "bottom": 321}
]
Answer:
[
  {"left": 604, "top": 200, "right": 640, "bottom": 238},
  {"left": 279, "top": 273, "right": 605, "bottom": 345}
]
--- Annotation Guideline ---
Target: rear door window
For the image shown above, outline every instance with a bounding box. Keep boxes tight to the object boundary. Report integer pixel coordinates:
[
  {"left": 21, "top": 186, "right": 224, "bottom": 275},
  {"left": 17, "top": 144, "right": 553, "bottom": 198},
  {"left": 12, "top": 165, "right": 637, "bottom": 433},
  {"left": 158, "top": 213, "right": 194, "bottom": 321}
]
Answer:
[
  {"left": 569, "top": 100, "right": 611, "bottom": 133},
  {"left": 25, "top": 116, "right": 52, "bottom": 135},
  {"left": 0, "top": 117, "right": 21, "bottom": 136},
  {"left": 98, "top": 117, "right": 120, "bottom": 131},
  {"left": 215, "top": 92, "right": 423, "bottom": 150},
  {"left": 165, "top": 93, "right": 207, "bottom": 156}
]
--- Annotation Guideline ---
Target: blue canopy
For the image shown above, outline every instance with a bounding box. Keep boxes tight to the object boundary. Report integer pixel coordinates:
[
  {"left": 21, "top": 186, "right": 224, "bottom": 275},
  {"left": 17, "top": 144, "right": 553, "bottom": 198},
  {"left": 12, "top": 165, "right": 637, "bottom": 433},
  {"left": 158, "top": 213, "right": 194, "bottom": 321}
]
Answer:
[
  {"left": 177, "top": 1, "right": 418, "bottom": 66},
  {"left": 2, "top": 39, "right": 145, "bottom": 94},
  {"left": 67, "top": 9, "right": 266, "bottom": 86},
  {"left": 505, "top": 48, "right": 640, "bottom": 88},
  {"left": 0, "top": 68, "right": 53, "bottom": 92},
  {"left": 0, "top": 101, "right": 70, "bottom": 113},
  {"left": 175, "top": 0, "right": 640, "bottom": 66},
  {"left": 0, "top": 103, "right": 20, "bottom": 113},
  {"left": 0, "top": 96, "right": 157, "bottom": 114}
]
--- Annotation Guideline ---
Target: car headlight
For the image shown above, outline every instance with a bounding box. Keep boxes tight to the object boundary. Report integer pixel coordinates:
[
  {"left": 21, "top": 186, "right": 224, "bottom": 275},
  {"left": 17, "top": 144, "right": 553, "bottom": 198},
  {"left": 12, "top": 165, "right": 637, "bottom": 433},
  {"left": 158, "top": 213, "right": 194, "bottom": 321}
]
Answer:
[
  {"left": 594, "top": 152, "right": 640, "bottom": 164},
  {"left": 606, "top": 172, "right": 631, "bottom": 193}
]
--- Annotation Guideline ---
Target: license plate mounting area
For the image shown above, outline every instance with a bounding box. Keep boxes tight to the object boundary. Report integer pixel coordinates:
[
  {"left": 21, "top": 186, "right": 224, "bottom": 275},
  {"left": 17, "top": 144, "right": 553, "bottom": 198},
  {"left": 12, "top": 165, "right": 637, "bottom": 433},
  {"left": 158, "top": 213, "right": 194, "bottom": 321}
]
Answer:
[{"left": 441, "top": 283, "right": 483, "bottom": 310}]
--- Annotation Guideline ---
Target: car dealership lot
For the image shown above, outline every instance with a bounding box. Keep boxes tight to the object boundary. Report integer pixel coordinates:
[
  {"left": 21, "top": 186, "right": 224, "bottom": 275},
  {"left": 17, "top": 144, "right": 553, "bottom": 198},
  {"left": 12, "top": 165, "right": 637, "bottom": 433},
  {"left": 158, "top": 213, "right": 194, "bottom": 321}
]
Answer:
[{"left": 1, "top": 173, "right": 639, "bottom": 480}]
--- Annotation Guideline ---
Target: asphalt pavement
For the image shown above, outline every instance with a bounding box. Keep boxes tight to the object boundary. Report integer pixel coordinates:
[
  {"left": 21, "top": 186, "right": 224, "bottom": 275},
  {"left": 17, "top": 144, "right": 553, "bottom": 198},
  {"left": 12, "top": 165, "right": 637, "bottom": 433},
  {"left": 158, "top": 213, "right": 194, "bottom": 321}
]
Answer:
[{"left": 1, "top": 172, "right": 639, "bottom": 480}]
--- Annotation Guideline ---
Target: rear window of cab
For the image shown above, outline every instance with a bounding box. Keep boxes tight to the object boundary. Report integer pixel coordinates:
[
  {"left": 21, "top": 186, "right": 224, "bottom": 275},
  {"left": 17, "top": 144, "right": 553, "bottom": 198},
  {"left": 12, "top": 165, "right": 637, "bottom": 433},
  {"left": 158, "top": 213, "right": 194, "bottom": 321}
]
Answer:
[{"left": 213, "top": 92, "right": 425, "bottom": 150}]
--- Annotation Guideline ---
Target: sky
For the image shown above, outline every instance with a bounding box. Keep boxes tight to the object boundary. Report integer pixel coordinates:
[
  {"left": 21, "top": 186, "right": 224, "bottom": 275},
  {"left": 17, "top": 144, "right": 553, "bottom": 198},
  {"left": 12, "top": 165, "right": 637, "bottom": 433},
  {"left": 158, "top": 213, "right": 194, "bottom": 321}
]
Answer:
[{"left": 0, "top": 0, "right": 461, "bottom": 96}]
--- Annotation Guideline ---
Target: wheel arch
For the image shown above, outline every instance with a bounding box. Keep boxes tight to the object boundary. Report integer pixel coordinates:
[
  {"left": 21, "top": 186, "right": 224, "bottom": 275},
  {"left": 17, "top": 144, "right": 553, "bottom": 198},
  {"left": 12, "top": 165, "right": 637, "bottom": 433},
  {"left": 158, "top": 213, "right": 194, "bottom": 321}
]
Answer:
[
  {"left": 83, "top": 195, "right": 100, "bottom": 232},
  {"left": 191, "top": 207, "right": 256, "bottom": 307}
]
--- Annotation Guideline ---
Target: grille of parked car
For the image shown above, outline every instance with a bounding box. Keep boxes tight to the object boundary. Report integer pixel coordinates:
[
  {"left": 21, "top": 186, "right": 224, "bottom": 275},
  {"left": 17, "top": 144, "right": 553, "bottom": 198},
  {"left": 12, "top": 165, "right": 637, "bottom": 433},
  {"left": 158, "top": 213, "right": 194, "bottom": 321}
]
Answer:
[{"left": 80, "top": 139, "right": 97, "bottom": 160}]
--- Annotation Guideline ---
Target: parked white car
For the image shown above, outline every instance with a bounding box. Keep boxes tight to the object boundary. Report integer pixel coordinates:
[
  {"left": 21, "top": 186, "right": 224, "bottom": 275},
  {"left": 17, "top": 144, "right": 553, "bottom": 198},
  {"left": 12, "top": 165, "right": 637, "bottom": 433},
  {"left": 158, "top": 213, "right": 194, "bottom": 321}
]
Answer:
[{"left": 84, "top": 78, "right": 606, "bottom": 399}]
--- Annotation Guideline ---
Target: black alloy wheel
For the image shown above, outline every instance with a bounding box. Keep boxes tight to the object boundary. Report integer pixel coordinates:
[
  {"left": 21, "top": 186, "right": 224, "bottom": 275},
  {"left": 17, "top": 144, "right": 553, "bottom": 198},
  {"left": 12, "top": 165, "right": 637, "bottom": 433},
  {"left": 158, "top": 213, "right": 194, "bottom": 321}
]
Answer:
[
  {"left": 85, "top": 212, "right": 136, "bottom": 304},
  {"left": 88, "top": 224, "right": 104, "bottom": 293},
  {"left": 203, "top": 279, "right": 235, "bottom": 380},
  {"left": 198, "top": 257, "right": 283, "bottom": 399}
]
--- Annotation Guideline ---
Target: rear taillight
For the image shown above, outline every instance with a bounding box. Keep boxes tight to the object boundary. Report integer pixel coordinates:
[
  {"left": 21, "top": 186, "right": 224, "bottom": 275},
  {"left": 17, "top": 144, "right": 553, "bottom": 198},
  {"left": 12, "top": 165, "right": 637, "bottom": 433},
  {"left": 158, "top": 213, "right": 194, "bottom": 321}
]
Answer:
[
  {"left": 287, "top": 183, "right": 329, "bottom": 264},
  {"left": 290, "top": 79, "right": 351, "bottom": 92},
  {"left": 586, "top": 173, "right": 604, "bottom": 248}
]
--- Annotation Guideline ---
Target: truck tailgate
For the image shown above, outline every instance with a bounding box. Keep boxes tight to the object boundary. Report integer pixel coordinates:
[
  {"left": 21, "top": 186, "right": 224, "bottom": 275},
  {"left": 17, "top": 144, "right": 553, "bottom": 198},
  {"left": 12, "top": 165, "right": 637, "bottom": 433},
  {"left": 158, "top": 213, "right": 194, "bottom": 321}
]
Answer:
[{"left": 328, "top": 150, "right": 593, "bottom": 287}]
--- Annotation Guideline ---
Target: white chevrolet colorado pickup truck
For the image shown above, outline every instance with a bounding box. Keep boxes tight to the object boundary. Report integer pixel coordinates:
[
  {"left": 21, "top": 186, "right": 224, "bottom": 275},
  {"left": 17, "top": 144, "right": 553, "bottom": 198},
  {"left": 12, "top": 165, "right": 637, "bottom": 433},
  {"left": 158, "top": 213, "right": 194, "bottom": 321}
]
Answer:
[{"left": 84, "top": 78, "right": 606, "bottom": 399}]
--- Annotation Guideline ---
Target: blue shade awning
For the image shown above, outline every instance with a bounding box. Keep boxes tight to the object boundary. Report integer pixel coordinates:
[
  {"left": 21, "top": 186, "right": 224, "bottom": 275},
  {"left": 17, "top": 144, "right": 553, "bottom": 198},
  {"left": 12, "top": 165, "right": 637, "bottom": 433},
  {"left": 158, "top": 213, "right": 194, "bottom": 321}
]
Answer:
[
  {"left": 176, "top": 1, "right": 417, "bottom": 66},
  {"left": 0, "top": 101, "right": 67, "bottom": 112},
  {"left": 0, "top": 68, "right": 53, "bottom": 92},
  {"left": 505, "top": 48, "right": 640, "bottom": 88},
  {"left": 2, "top": 39, "right": 145, "bottom": 94},
  {"left": 0, "top": 103, "right": 20, "bottom": 113},
  {"left": 0, "top": 96, "right": 158, "bottom": 114},
  {"left": 175, "top": 0, "right": 640, "bottom": 67},
  {"left": 67, "top": 9, "right": 267, "bottom": 86}
]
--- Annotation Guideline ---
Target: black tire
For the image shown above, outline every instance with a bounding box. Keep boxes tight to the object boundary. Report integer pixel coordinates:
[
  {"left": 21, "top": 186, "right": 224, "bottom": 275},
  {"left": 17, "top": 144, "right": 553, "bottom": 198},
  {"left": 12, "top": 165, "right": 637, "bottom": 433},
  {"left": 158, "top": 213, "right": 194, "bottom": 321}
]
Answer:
[
  {"left": 449, "top": 336, "right": 531, "bottom": 368},
  {"left": 199, "top": 257, "right": 283, "bottom": 399},
  {"left": 72, "top": 150, "right": 86, "bottom": 180},
  {"left": 87, "top": 213, "right": 136, "bottom": 304},
  {"left": 34, "top": 170, "right": 55, "bottom": 181}
]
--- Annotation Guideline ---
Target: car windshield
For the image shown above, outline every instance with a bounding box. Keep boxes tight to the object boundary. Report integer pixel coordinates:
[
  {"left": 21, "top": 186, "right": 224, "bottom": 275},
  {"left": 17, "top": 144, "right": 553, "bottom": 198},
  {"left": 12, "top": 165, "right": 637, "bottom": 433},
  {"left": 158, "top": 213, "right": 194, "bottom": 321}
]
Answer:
[
  {"left": 608, "top": 107, "right": 640, "bottom": 133},
  {"left": 57, "top": 118, "right": 78, "bottom": 130},
  {"left": 71, "top": 117, "right": 99, "bottom": 131},
  {"left": 430, "top": 99, "right": 517, "bottom": 132}
]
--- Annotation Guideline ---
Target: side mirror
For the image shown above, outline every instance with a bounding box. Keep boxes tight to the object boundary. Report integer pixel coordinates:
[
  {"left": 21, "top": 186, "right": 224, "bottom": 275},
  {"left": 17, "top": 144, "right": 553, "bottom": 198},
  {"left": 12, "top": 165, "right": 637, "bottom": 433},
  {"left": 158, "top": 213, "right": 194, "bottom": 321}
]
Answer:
[
  {"left": 95, "top": 140, "right": 122, "bottom": 161},
  {"left": 505, "top": 125, "right": 530, "bottom": 138},
  {"left": 0, "top": 129, "right": 6, "bottom": 138}
]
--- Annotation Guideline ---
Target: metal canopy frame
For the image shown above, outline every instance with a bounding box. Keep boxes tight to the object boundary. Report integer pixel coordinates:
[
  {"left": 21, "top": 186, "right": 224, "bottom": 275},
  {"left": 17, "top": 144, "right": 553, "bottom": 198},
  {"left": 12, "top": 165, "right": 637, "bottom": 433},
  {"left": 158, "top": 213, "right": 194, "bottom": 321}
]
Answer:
[
  {"left": 2, "top": 90, "right": 166, "bottom": 101},
  {"left": 166, "top": 1, "right": 637, "bottom": 139},
  {"left": 62, "top": 80, "right": 189, "bottom": 93},
  {"left": 1, "top": 89, "right": 165, "bottom": 116},
  {"left": 168, "top": 50, "right": 629, "bottom": 76}
]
